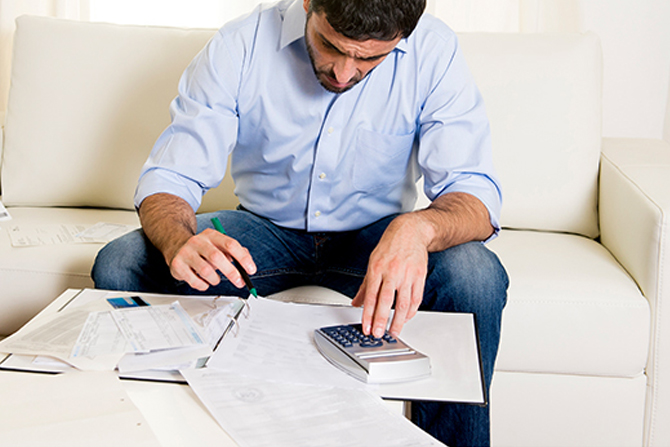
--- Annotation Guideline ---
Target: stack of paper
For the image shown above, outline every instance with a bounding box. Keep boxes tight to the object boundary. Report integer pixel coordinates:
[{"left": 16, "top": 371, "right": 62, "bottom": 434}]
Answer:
[{"left": 0, "top": 292, "right": 241, "bottom": 373}]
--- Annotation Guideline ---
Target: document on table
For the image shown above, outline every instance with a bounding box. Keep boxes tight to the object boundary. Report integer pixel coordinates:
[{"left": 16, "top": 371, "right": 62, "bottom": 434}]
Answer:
[
  {"left": 207, "top": 296, "right": 486, "bottom": 404},
  {"left": 111, "top": 302, "right": 207, "bottom": 353},
  {"left": 0, "top": 300, "right": 123, "bottom": 370},
  {"left": 71, "top": 310, "right": 129, "bottom": 358},
  {"left": 0, "top": 298, "right": 216, "bottom": 371},
  {"left": 181, "top": 369, "right": 443, "bottom": 447},
  {"left": 207, "top": 297, "right": 366, "bottom": 389}
]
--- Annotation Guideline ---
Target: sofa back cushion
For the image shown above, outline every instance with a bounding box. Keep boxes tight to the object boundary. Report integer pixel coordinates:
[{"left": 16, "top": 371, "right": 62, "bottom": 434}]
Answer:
[
  {"left": 459, "top": 33, "right": 602, "bottom": 238},
  {"left": 2, "top": 16, "right": 234, "bottom": 213},
  {"left": 3, "top": 17, "right": 602, "bottom": 237}
]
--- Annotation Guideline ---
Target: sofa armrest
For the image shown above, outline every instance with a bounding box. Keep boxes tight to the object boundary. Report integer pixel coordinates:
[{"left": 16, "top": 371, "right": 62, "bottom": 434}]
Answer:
[{"left": 600, "top": 137, "right": 670, "bottom": 446}]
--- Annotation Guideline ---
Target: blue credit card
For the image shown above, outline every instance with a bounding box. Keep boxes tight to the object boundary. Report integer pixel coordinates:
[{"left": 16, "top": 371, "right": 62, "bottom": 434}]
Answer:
[{"left": 107, "top": 296, "right": 150, "bottom": 309}]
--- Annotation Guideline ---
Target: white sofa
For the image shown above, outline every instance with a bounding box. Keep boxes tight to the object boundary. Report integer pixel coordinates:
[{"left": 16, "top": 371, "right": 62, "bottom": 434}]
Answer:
[{"left": 0, "top": 15, "right": 668, "bottom": 447}]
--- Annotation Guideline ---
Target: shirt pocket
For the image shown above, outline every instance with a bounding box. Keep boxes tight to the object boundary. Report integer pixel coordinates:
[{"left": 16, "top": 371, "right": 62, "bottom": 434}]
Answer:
[{"left": 353, "top": 128, "right": 416, "bottom": 192}]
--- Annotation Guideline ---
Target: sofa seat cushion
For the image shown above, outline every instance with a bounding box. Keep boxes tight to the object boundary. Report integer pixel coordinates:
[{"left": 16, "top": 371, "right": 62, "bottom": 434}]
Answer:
[
  {"left": 0, "top": 207, "right": 139, "bottom": 335},
  {"left": 489, "top": 230, "right": 650, "bottom": 377}
]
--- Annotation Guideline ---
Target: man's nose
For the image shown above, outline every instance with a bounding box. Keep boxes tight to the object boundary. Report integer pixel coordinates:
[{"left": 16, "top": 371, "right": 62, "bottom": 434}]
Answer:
[{"left": 332, "top": 56, "right": 358, "bottom": 84}]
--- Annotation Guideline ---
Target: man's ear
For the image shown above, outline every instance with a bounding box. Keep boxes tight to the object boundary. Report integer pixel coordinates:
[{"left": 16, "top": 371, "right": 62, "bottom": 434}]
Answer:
[{"left": 303, "top": 0, "right": 310, "bottom": 14}]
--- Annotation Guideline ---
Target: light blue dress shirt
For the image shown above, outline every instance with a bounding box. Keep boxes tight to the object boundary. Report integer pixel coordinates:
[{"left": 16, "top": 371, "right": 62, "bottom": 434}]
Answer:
[{"left": 135, "top": 0, "right": 502, "bottom": 233}]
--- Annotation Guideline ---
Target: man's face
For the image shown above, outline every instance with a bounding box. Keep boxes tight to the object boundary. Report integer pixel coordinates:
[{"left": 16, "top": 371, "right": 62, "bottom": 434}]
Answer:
[{"left": 303, "top": 2, "right": 401, "bottom": 94}]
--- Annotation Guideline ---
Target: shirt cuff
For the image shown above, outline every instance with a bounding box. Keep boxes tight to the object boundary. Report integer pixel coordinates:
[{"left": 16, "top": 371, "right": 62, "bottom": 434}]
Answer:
[{"left": 134, "top": 168, "right": 204, "bottom": 212}]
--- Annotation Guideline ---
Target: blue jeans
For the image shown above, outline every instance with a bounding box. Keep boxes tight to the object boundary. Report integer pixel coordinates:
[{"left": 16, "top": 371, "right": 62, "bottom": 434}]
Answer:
[{"left": 92, "top": 209, "right": 508, "bottom": 446}]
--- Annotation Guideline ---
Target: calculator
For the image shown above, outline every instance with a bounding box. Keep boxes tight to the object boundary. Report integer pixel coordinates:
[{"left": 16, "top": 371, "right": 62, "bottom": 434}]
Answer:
[{"left": 314, "top": 323, "right": 431, "bottom": 384}]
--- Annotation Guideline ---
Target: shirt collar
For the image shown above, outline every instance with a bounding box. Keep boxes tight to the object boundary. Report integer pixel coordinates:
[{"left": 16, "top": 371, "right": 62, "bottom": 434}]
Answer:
[
  {"left": 280, "top": 0, "right": 306, "bottom": 50},
  {"left": 279, "top": 0, "right": 408, "bottom": 54}
]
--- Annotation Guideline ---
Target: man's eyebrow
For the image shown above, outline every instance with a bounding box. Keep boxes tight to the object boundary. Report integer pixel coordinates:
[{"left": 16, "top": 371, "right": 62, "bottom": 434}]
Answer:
[{"left": 317, "top": 32, "right": 391, "bottom": 62}]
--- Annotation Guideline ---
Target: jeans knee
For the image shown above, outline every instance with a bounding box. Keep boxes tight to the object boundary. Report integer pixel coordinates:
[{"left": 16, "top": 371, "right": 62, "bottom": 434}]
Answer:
[
  {"left": 91, "top": 230, "right": 151, "bottom": 291},
  {"left": 424, "top": 242, "right": 509, "bottom": 314}
]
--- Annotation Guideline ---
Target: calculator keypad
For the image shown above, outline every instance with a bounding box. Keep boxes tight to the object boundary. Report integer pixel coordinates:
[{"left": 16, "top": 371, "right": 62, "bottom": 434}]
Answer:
[
  {"left": 320, "top": 324, "right": 398, "bottom": 348},
  {"left": 317, "top": 324, "right": 414, "bottom": 359}
]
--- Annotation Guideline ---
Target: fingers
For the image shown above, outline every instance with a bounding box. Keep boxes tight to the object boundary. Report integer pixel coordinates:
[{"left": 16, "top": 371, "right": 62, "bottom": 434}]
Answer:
[
  {"left": 388, "top": 278, "right": 424, "bottom": 336},
  {"left": 357, "top": 278, "right": 422, "bottom": 338},
  {"left": 169, "top": 229, "right": 256, "bottom": 291},
  {"left": 354, "top": 256, "right": 426, "bottom": 338}
]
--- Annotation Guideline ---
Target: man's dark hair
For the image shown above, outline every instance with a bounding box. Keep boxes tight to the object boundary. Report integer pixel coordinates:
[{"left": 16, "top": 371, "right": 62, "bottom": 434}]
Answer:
[{"left": 309, "top": 0, "right": 426, "bottom": 41}]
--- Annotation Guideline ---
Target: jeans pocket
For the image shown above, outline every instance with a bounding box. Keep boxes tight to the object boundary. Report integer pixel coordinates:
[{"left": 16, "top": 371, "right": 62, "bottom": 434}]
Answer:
[{"left": 352, "top": 128, "right": 416, "bottom": 192}]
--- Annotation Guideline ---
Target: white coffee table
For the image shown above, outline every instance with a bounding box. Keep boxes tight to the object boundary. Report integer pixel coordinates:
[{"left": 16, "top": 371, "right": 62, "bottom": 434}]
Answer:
[{"left": 0, "top": 289, "right": 405, "bottom": 446}]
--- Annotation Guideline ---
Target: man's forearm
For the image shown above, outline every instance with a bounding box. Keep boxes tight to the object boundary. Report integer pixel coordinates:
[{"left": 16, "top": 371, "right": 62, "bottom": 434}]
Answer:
[
  {"left": 138, "top": 193, "right": 198, "bottom": 266},
  {"left": 396, "top": 191, "right": 495, "bottom": 253}
]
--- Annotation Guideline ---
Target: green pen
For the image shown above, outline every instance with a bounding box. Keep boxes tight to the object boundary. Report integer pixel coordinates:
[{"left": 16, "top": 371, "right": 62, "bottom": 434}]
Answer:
[{"left": 211, "top": 217, "right": 258, "bottom": 298}]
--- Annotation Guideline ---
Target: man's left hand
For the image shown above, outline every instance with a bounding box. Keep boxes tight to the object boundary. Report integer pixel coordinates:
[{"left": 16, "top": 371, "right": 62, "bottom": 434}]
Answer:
[
  {"left": 351, "top": 213, "right": 430, "bottom": 338},
  {"left": 351, "top": 192, "right": 495, "bottom": 338}
]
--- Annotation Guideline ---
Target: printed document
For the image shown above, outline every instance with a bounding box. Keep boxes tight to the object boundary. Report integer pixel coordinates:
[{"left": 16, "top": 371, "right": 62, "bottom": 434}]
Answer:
[
  {"left": 207, "top": 296, "right": 486, "bottom": 404},
  {"left": 181, "top": 369, "right": 443, "bottom": 447},
  {"left": 207, "top": 297, "right": 366, "bottom": 389},
  {"left": 0, "top": 297, "right": 222, "bottom": 372}
]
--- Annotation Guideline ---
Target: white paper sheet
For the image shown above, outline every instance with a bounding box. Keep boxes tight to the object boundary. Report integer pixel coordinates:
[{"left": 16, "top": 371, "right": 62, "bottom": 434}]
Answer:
[
  {"left": 7, "top": 222, "right": 137, "bottom": 246},
  {"left": 111, "top": 303, "right": 208, "bottom": 353},
  {"left": 207, "top": 297, "right": 486, "bottom": 404},
  {"left": 8, "top": 224, "right": 88, "bottom": 246},
  {"left": 207, "top": 297, "right": 366, "bottom": 389},
  {"left": 0, "top": 304, "right": 125, "bottom": 371},
  {"left": 71, "top": 310, "right": 129, "bottom": 358},
  {"left": 0, "top": 300, "right": 210, "bottom": 371},
  {"left": 75, "top": 222, "right": 136, "bottom": 242},
  {"left": 1, "top": 291, "right": 242, "bottom": 375},
  {"left": 181, "top": 369, "right": 443, "bottom": 447}
]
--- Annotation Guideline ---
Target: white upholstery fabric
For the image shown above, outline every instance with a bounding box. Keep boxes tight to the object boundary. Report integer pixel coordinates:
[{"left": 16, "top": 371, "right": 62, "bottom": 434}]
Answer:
[
  {"left": 459, "top": 33, "right": 602, "bottom": 238},
  {"left": 490, "top": 371, "right": 646, "bottom": 447},
  {"left": 1, "top": 17, "right": 222, "bottom": 210},
  {"left": 489, "top": 229, "right": 649, "bottom": 377},
  {"left": 600, "top": 137, "right": 670, "bottom": 447}
]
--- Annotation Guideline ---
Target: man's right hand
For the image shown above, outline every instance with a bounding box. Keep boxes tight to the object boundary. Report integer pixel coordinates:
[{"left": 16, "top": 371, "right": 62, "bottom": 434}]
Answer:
[
  {"left": 138, "top": 193, "right": 256, "bottom": 292},
  {"left": 169, "top": 229, "right": 256, "bottom": 292}
]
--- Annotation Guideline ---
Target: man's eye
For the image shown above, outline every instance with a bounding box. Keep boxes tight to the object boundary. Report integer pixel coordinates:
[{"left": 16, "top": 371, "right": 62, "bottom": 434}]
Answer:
[{"left": 321, "top": 39, "right": 341, "bottom": 54}]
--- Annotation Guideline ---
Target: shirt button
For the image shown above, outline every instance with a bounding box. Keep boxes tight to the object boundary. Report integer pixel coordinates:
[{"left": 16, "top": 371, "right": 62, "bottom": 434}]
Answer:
[
  {"left": 327, "top": 127, "right": 334, "bottom": 134},
  {"left": 319, "top": 173, "right": 326, "bottom": 179},
  {"left": 315, "top": 211, "right": 322, "bottom": 217}
]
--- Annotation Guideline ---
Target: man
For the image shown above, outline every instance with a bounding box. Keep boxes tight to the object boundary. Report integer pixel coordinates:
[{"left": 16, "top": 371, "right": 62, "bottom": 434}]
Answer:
[{"left": 93, "top": 0, "right": 508, "bottom": 445}]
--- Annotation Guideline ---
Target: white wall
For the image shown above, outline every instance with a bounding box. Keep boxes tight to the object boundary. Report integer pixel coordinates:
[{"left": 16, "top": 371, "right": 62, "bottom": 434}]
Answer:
[
  {"left": 580, "top": 0, "right": 670, "bottom": 139},
  {"left": 430, "top": 0, "right": 670, "bottom": 141}
]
